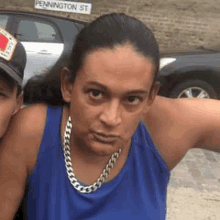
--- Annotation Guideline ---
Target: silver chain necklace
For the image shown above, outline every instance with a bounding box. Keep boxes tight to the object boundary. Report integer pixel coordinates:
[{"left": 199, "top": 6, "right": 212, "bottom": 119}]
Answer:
[{"left": 63, "top": 116, "right": 122, "bottom": 193}]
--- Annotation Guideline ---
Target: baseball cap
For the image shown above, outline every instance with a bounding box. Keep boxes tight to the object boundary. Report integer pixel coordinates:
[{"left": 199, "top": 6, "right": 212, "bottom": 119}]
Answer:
[{"left": 0, "top": 27, "right": 26, "bottom": 86}]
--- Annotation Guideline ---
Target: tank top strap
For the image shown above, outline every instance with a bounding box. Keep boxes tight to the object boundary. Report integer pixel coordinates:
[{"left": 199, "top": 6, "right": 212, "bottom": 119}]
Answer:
[
  {"left": 39, "top": 105, "right": 63, "bottom": 154},
  {"left": 139, "top": 121, "right": 169, "bottom": 172}
]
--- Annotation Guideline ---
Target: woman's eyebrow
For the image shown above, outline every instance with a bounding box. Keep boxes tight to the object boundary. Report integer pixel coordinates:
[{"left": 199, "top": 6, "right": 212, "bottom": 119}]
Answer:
[
  {"left": 125, "top": 90, "right": 149, "bottom": 95},
  {"left": 85, "top": 81, "right": 149, "bottom": 95},
  {"left": 85, "top": 81, "right": 108, "bottom": 91}
]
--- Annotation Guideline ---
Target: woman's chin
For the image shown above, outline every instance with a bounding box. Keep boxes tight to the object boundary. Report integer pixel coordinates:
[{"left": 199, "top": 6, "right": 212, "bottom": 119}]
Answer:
[
  {"left": 74, "top": 133, "right": 123, "bottom": 156},
  {"left": 88, "top": 141, "right": 122, "bottom": 156}
]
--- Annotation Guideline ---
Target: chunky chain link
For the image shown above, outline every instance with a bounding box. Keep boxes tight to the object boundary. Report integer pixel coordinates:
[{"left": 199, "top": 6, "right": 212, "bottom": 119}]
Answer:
[{"left": 63, "top": 116, "right": 121, "bottom": 194}]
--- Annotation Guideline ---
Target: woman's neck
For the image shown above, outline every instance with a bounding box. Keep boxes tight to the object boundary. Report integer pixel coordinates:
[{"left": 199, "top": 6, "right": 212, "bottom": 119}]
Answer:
[{"left": 61, "top": 106, "right": 131, "bottom": 185}]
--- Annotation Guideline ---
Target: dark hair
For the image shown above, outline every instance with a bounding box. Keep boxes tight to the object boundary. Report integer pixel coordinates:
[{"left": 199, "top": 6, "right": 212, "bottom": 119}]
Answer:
[
  {"left": 23, "top": 53, "right": 70, "bottom": 105},
  {"left": 24, "top": 13, "right": 160, "bottom": 106},
  {"left": 0, "top": 70, "right": 22, "bottom": 97}
]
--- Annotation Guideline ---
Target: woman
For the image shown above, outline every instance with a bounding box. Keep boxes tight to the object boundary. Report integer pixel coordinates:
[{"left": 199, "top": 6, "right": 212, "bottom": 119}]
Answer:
[
  {"left": 2, "top": 13, "right": 219, "bottom": 220},
  {"left": 1, "top": 13, "right": 165, "bottom": 219}
]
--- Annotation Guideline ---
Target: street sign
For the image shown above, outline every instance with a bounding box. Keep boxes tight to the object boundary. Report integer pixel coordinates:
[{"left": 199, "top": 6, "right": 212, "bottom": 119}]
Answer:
[{"left": 34, "top": 0, "right": 92, "bottom": 14}]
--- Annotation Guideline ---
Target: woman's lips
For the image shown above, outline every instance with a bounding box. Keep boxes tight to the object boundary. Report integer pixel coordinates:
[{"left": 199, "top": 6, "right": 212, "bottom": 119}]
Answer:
[{"left": 92, "top": 132, "right": 119, "bottom": 143}]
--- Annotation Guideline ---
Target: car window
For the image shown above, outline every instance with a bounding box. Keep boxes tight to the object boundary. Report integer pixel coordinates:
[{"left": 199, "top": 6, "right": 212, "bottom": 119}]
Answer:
[
  {"left": 17, "top": 19, "right": 61, "bottom": 43},
  {"left": 75, "top": 22, "right": 85, "bottom": 31},
  {"left": 0, "top": 15, "right": 9, "bottom": 28}
]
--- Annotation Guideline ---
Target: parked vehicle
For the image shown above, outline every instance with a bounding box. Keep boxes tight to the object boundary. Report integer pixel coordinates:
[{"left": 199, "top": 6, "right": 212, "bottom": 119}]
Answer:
[
  {"left": 158, "top": 47, "right": 220, "bottom": 99},
  {"left": 0, "top": 11, "right": 85, "bottom": 85}
]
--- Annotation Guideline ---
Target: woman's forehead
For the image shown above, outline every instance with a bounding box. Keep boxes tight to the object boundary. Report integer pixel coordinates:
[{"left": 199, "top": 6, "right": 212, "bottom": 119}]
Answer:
[
  {"left": 87, "top": 45, "right": 152, "bottom": 72},
  {"left": 76, "top": 45, "right": 155, "bottom": 92},
  {"left": 86, "top": 45, "right": 150, "bottom": 62}
]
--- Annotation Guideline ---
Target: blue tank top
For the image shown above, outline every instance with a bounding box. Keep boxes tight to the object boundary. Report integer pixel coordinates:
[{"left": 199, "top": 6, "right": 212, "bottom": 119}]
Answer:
[{"left": 27, "top": 105, "right": 170, "bottom": 220}]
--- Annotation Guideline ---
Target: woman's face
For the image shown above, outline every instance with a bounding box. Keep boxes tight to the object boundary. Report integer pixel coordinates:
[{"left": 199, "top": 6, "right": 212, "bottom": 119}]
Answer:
[{"left": 62, "top": 45, "right": 158, "bottom": 156}]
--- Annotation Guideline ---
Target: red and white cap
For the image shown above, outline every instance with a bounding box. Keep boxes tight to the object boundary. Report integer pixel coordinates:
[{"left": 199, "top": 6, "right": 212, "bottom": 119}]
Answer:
[{"left": 0, "top": 26, "right": 26, "bottom": 86}]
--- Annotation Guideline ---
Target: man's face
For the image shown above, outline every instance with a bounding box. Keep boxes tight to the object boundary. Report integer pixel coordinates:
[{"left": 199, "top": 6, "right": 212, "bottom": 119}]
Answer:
[
  {"left": 62, "top": 45, "right": 157, "bottom": 156},
  {"left": 0, "top": 78, "right": 22, "bottom": 139}
]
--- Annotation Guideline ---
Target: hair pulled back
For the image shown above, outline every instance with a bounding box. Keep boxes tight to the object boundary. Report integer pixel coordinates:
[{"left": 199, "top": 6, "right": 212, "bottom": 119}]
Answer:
[
  {"left": 24, "top": 13, "right": 160, "bottom": 106},
  {"left": 68, "top": 13, "right": 159, "bottom": 83}
]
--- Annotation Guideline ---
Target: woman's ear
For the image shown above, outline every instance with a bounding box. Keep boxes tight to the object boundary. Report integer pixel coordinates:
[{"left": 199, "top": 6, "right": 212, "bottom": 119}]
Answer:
[
  {"left": 148, "top": 81, "right": 161, "bottom": 104},
  {"left": 144, "top": 81, "right": 161, "bottom": 113},
  {"left": 61, "top": 67, "right": 73, "bottom": 103}
]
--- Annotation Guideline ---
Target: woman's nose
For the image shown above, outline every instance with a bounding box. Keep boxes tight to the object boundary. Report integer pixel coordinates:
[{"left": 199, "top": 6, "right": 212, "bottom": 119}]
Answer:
[{"left": 99, "top": 100, "right": 122, "bottom": 127}]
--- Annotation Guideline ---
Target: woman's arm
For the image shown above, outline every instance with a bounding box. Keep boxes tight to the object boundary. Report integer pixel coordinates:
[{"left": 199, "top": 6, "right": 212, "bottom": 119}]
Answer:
[
  {"left": 191, "top": 99, "right": 220, "bottom": 153},
  {"left": 0, "top": 104, "right": 47, "bottom": 220},
  {"left": 144, "top": 97, "right": 220, "bottom": 170}
]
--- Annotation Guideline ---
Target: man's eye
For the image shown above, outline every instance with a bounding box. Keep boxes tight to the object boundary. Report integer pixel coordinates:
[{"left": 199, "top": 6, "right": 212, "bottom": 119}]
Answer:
[
  {"left": 126, "top": 96, "right": 142, "bottom": 105},
  {"left": 0, "top": 93, "right": 6, "bottom": 99},
  {"left": 88, "top": 89, "right": 103, "bottom": 100}
]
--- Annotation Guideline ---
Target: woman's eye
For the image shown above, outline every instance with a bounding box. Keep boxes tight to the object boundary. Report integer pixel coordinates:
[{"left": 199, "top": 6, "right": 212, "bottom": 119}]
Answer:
[
  {"left": 126, "top": 96, "right": 141, "bottom": 105},
  {"left": 88, "top": 89, "right": 103, "bottom": 100}
]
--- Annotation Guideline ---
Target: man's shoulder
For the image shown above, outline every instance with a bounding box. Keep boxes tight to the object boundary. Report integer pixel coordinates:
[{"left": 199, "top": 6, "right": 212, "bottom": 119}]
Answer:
[
  {"left": 11, "top": 103, "right": 48, "bottom": 138},
  {"left": 0, "top": 103, "right": 50, "bottom": 177}
]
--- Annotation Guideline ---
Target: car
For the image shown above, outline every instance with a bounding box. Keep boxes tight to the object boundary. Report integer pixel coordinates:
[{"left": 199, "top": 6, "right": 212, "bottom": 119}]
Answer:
[
  {"left": 0, "top": 11, "right": 85, "bottom": 85},
  {"left": 158, "top": 47, "right": 220, "bottom": 99}
]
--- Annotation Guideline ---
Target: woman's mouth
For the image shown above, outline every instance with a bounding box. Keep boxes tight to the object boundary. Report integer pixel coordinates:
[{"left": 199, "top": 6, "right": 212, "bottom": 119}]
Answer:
[{"left": 92, "top": 132, "right": 119, "bottom": 143}]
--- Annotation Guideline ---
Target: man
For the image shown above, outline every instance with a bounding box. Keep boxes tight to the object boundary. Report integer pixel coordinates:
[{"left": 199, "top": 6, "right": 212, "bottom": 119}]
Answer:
[
  {"left": 0, "top": 27, "right": 26, "bottom": 141},
  {"left": 0, "top": 27, "right": 26, "bottom": 220}
]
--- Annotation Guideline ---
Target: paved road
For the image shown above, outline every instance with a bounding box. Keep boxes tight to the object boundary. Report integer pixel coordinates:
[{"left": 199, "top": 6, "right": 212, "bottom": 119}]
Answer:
[
  {"left": 169, "top": 148, "right": 220, "bottom": 192},
  {"left": 167, "top": 148, "right": 220, "bottom": 220}
]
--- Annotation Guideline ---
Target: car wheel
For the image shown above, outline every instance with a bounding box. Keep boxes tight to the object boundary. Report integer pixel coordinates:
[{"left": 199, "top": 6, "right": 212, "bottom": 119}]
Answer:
[{"left": 169, "top": 79, "right": 218, "bottom": 99}]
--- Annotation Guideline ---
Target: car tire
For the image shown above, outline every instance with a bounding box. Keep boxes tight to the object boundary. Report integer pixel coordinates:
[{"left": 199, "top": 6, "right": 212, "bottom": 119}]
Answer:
[{"left": 169, "top": 79, "right": 218, "bottom": 99}]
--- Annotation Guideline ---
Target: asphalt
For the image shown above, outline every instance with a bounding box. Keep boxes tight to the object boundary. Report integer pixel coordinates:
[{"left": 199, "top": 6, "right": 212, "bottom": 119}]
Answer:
[{"left": 166, "top": 148, "right": 220, "bottom": 220}]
